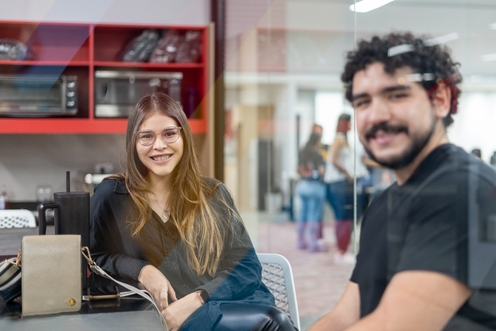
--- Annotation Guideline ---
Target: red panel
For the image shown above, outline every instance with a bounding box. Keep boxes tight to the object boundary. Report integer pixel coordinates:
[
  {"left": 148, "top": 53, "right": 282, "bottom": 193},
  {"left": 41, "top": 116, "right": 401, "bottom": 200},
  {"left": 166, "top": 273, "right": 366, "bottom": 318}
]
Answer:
[
  {"left": 0, "top": 119, "right": 124, "bottom": 134},
  {"left": 0, "top": 118, "right": 206, "bottom": 134},
  {"left": 0, "top": 21, "right": 208, "bottom": 134},
  {"left": 93, "top": 61, "right": 203, "bottom": 69}
]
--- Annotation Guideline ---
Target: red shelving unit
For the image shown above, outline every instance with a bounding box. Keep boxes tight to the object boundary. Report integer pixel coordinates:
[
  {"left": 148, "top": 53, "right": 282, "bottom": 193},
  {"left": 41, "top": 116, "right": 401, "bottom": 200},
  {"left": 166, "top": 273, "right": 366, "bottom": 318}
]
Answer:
[{"left": 0, "top": 21, "right": 209, "bottom": 134}]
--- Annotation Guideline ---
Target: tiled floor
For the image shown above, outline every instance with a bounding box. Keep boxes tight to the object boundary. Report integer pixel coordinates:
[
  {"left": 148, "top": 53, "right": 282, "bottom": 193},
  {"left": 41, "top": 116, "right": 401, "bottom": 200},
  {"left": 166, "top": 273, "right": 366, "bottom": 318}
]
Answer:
[{"left": 257, "top": 218, "right": 355, "bottom": 331}]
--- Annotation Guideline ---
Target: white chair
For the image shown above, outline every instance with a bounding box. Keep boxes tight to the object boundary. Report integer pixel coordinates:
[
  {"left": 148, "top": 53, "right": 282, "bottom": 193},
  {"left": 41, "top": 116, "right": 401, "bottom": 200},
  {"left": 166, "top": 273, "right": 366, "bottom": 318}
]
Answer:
[
  {"left": 258, "top": 253, "right": 301, "bottom": 330},
  {"left": 0, "top": 209, "right": 36, "bottom": 228}
]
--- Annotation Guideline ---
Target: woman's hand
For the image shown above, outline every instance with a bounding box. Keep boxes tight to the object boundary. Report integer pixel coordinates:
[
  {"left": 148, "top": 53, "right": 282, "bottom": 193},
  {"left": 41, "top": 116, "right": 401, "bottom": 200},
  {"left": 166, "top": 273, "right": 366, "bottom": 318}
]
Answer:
[
  {"left": 162, "top": 292, "right": 204, "bottom": 331},
  {"left": 138, "top": 264, "right": 177, "bottom": 310}
]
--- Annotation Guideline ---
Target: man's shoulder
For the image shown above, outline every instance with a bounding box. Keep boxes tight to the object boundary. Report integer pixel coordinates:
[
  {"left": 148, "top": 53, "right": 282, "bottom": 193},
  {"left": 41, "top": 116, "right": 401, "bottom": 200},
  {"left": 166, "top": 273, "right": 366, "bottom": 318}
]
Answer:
[
  {"left": 419, "top": 145, "right": 496, "bottom": 189},
  {"left": 372, "top": 183, "right": 397, "bottom": 201},
  {"left": 360, "top": 184, "right": 396, "bottom": 223}
]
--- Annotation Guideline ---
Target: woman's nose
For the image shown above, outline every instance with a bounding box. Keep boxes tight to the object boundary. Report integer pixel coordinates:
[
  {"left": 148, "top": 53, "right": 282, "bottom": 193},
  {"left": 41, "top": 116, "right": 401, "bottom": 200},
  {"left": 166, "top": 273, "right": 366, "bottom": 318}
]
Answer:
[{"left": 152, "top": 134, "right": 168, "bottom": 149}]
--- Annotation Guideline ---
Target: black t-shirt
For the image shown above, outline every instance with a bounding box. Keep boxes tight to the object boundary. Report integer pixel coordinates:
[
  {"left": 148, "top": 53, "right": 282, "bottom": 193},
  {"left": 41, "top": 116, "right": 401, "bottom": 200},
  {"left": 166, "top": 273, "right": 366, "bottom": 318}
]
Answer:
[{"left": 351, "top": 144, "right": 496, "bottom": 330}]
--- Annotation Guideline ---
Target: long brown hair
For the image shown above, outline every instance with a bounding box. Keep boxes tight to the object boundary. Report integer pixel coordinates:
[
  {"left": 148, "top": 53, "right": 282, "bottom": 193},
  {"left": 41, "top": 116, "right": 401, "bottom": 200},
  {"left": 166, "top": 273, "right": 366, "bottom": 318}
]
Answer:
[
  {"left": 336, "top": 113, "right": 351, "bottom": 134},
  {"left": 115, "top": 92, "right": 238, "bottom": 276}
]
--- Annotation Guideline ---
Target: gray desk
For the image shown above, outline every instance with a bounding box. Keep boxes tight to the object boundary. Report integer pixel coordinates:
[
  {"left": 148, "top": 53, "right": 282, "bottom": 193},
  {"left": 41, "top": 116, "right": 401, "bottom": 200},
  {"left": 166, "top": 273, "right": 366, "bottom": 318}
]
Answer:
[
  {"left": 1, "top": 298, "right": 165, "bottom": 330},
  {"left": 0, "top": 309, "right": 164, "bottom": 330},
  {"left": 0, "top": 226, "right": 55, "bottom": 257},
  {"left": 1, "top": 227, "right": 166, "bottom": 330}
]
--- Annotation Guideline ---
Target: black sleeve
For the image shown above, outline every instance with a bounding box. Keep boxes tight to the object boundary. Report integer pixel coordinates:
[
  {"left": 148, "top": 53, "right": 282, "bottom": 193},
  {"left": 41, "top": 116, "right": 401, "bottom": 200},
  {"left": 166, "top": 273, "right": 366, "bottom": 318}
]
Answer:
[
  {"left": 195, "top": 183, "right": 267, "bottom": 301},
  {"left": 89, "top": 180, "right": 149, "bottom": 281},
  {"left": 394, "top": 170, "right": 469, "bottom": 282}
]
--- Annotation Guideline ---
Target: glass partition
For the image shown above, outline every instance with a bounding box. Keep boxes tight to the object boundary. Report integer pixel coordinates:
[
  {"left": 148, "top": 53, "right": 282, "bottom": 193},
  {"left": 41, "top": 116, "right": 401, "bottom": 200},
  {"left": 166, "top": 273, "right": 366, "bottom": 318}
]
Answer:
[
  {"left": 225, "top": 0, "right": 496, "bottom": 329},
  {"left": 224, "top": 0, "right": 357, "bottom": 328}
]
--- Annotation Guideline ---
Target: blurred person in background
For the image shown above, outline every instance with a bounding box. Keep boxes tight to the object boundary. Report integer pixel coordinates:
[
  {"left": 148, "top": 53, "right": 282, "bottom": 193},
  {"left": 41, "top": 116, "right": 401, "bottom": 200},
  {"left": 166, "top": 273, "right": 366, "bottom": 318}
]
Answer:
[
  {"left": 296, "top": 132, "right": 327, "bottom": 252},
  {"left": 470, "top": 148, "right": 482, "bottom": 159},
  {"left": 312, "top": 123, "right": 329, "bottom": 240},
  {"left": 323, "top": 113, "right": 356, "bottom": 263}
]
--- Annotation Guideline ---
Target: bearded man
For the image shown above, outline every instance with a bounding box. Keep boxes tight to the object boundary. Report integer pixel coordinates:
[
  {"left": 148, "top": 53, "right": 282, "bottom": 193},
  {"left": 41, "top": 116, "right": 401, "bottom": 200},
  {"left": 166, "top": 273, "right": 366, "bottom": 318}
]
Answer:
[{"left": 309, "top": 32, "right": 496, "bottom": 331}]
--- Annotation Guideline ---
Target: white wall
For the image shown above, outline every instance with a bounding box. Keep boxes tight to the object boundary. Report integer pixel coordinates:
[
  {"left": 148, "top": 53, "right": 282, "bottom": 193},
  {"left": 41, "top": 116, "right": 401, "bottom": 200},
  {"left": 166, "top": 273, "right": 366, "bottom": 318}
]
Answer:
[
  {"left": 0, "top": 0, "right": 209, "bottom": 25},
  {"left": 0, "top": 135, "right": 126, "bottom": 201},
  {"left": 315, "top": 91, "right": 352, "bottom": 146},
  {"left": 449, "top": 90, "right": 496, "bottom": 164}
]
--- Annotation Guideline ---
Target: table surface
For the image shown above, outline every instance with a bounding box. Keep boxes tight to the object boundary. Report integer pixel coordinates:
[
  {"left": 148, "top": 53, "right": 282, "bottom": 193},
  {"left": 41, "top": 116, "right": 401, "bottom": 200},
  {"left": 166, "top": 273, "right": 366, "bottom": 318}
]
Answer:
[
  {"left": 1, "top": 298, "right": 165, "bottom": 330},
  {"left": 0, "top": 226, "right": 167, "bottom": 330},
  {"left": 0, "top": 226, "right": 55, "bottom": 257}
]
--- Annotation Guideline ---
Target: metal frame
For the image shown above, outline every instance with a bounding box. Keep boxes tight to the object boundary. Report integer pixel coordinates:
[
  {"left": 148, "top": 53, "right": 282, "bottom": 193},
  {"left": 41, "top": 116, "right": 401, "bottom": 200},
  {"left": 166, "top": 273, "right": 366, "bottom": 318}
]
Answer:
[
  {"left": 0, "top": 209, "right": 36, "bottom": 228},
  {"left": 257, "top": 253, "right": 301, "bottom": 330}
]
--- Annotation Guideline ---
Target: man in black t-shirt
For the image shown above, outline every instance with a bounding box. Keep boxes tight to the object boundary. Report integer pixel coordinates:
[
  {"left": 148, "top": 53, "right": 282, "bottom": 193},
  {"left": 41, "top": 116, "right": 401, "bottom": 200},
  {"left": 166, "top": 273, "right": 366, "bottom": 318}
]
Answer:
[{"left": 309, "top": 33, "right": 496, "bottom": 331}]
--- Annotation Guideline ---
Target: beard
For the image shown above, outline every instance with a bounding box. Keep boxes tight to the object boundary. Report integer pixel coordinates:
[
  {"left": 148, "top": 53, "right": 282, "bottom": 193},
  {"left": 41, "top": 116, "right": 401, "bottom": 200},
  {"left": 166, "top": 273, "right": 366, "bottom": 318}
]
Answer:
[{"left": 362, "top": 115, "right": 437, "bottom": 170}]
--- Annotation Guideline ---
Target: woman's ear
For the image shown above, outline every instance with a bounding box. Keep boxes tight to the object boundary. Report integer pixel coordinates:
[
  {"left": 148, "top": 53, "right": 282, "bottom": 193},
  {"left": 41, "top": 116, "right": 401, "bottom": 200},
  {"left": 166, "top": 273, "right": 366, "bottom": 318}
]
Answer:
[{"left": 431, "top": 85, "right": 451, "bottom": 119}]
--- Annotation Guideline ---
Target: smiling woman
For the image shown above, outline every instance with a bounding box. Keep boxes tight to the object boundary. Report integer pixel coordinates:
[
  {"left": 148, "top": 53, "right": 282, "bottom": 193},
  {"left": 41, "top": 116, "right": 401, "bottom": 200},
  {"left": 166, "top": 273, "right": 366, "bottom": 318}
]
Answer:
[
  {"left": 135, "top": 112, "right": 185, "bottom": 186},
  {"left": 89, "top": 92, "right": 297, "bottom": 331}
]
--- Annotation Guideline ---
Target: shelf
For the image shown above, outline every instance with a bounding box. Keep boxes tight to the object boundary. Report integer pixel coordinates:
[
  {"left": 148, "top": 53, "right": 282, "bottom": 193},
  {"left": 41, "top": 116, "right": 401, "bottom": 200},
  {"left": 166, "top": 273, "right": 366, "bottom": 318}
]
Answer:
[
  {"left": 0, "top": 118, "right": 126, "bottom": 134},
  {"left": 0, "top": 22, "right": 90, "bottom": 62},
  {"left": 0, "top": 118, "right": 207, "bottom": 134},
  {"left": 93, "top": 61, "right": 204, "bottom": 69},
  {"left": 0, "top": 21, "right": 209, "bottom": 134},
  {"left": 0, "top": 60, "right": 90, "bottom": 66}
]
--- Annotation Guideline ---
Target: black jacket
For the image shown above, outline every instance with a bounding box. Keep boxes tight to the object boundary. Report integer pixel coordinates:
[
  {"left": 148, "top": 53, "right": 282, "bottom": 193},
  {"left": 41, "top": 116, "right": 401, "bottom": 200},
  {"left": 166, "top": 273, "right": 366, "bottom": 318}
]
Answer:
[{"left": 90, "top": 178, "right": 274, "bottom": 330}]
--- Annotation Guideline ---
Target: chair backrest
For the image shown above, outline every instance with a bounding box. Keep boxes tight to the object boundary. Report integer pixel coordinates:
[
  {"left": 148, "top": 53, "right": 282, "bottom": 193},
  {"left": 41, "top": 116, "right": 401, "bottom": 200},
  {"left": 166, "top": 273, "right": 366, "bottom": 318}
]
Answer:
[
  {"left": 257, "top": 253, "right": 300, "bottom": 330},
  {"left": 0, "top": 209, "right": 36, "bottom": 229}
]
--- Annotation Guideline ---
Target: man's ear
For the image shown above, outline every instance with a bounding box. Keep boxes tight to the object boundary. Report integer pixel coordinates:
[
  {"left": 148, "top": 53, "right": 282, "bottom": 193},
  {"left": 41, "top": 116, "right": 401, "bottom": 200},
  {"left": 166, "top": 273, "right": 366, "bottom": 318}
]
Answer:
[{"left": 431, "top": 85, "right": 451, "bottom": 119}]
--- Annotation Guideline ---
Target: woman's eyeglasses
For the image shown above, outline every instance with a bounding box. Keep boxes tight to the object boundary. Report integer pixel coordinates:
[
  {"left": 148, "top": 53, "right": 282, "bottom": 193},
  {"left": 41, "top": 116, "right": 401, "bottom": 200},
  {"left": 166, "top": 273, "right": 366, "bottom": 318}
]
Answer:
[{"left": 136, "top": 126, "right": 182, "bottom": 146}]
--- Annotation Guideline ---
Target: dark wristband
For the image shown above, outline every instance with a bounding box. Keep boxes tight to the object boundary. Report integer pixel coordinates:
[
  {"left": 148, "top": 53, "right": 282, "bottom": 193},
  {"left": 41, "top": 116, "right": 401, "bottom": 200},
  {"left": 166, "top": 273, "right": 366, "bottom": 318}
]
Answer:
[{"left": 199, "top": 289, "right": 209, "bottom": 303}]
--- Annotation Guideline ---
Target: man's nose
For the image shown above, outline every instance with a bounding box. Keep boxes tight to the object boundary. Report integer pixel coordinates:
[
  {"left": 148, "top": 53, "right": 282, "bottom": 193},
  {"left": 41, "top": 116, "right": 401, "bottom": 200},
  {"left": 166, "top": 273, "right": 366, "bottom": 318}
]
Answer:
[{"left": 368, "top": 98, "right": 391, "bottom": 124}]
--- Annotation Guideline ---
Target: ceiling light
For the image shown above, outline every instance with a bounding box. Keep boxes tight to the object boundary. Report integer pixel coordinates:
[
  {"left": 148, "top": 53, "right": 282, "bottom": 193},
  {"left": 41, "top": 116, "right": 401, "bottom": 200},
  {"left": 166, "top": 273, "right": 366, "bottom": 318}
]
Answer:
[
  {"left": 388, "top": 44, "right": 414, "bottom": 57},
  {"left": 388, "top": 33, "right": 459, "bottom": 57},
  {"left": 349, "top": 0, "right": 395, "bottom": 13},
  {"left": 482, "top": 53, "right": 496, "bottom": 62},
  {"left": 490, "top": 23, "right": 496, "bottom": 30},
  {"left": 425, "top": 33, "right": 459, "bottom": 46}
]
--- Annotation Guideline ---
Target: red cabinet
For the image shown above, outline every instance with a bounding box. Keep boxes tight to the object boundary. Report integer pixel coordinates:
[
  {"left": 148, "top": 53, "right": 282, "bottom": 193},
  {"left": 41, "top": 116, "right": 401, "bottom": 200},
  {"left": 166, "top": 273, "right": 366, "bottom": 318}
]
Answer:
[{"left": 0, "top": 21, "right": 209, "bottom": 134}]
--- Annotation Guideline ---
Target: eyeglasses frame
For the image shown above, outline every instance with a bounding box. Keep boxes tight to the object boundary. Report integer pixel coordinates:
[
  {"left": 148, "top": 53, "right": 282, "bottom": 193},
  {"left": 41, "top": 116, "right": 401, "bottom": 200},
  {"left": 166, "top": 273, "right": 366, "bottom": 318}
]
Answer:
[{"left": 136, "top": 126, "right": 183, "bottom": 146}]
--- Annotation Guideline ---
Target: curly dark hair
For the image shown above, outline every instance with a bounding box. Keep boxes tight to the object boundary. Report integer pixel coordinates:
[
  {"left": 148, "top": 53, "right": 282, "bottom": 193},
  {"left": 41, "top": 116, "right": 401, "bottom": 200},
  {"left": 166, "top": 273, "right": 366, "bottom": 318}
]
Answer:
[{"left": 341, "top": 32, "right": 462, "bottom": 127}]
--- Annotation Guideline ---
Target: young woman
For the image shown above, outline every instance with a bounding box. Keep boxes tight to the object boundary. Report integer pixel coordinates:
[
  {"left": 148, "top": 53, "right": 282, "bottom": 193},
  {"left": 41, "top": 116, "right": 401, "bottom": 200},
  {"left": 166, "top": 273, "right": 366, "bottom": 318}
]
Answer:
[
  {"left": 295, "top": 132, "right": 326, "bottom": 252},
  {"left": 90, "top": 93, "right": 296, "bottom": 331},
  {"left": 323, "top": 113, "right": 355, "bottom": 263}
]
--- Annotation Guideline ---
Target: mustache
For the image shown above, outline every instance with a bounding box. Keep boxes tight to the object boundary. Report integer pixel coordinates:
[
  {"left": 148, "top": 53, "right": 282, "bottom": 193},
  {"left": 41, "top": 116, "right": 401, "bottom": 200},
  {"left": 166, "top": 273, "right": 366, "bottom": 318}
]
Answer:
[{"left": 364, "top": 123, "right": 408, "bottom": 140}]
